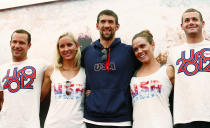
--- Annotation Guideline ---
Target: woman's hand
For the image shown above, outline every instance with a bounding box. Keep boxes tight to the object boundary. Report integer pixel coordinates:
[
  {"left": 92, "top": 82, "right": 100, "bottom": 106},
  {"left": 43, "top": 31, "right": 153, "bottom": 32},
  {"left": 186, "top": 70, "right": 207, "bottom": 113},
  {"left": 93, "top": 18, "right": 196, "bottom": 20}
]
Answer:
[{"left": 86, "top": 90, "right": 91, "bottom": 97}]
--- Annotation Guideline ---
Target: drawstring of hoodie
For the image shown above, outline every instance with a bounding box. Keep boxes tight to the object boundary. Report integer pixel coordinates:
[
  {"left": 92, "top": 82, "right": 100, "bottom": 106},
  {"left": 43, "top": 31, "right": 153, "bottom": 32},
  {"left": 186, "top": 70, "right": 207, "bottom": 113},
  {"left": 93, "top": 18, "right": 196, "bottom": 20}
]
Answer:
[
  {"left": 107, "top": 48, "right": 111, "bottom": 72},
  {"left": 103, "top": 47, "right": 111, "bottom": 72}
]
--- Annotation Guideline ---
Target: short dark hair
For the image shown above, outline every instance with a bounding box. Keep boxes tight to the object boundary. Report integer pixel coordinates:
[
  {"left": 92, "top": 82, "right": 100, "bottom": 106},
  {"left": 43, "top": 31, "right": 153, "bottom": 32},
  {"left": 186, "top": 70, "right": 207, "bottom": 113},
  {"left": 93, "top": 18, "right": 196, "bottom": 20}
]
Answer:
[
  {"left": 11, "top": 29, "right": 31, "bottom": 44},
  {"left": 181, "top": 8, "right": 203, "bottom": 23},
  {"left": 97, "top": 9, "right": 119, "bottom": 24}
]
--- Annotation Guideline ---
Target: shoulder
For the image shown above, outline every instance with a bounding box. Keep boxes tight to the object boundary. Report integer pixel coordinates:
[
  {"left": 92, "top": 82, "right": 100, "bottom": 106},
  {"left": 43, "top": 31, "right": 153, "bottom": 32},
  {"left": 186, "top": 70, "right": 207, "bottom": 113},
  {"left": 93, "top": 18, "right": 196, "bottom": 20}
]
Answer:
[
  {"left": 204, "top": 40, "right": 210, "bottom": 43},
  {"left": 0, "top": 63, "right": 9, "bottom": 68},
  {"left": 130, "top": 75, "right": 138, "bottom": 85},
  {"left": 203, "top": 40, "right": 210, "bottom": 46},
  {"left": 116, "top": 43, "right": 134, "bottom": 56},
  {"left": 120, "top": 43, "right": 132, "bottom": 49},
  {"left": 27, "top": 58, "right": 49, "bottom": 69},
  {"left": 81, "top": 43, "right": 94, "bottom": 55},
  {"left": 80, "top": 67, "right": 85, "bottom": 72},
  {"left": 29, "top": 58, "right": 49, "bottom": 65},
  {"left": 30, "top": 59, "right": 49, "bottom": 73},
  {"left": 166, "top": 45, "right": 184, "bottom": 64},
  {"left": 79, "top": 67, "right": 86, "bottom": 77},
  {"left": 45, "top": 65, "right": 54, "bottom": 76},
  {"left": 0, "top": 62, "right": 11, "bottom": 72},
  {"left": 0, "top": 63, "right": 11, "bottom": 80},
  {"left": 166, "top": 65, "right": 174, "bottom": 79},
  {"left": 168, "top": 45, "right": 183, "bottom": 53},
  {"left": 120, "top": 43, "right": 141, "bottom": 68}
]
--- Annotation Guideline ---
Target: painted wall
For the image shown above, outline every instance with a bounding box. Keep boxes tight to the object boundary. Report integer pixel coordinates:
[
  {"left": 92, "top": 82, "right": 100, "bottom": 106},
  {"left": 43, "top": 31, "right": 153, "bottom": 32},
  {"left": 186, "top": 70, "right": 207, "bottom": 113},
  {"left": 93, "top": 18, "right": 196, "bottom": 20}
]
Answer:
[{"left": 0, "top": 0, "right": 209, "bottom": 64}]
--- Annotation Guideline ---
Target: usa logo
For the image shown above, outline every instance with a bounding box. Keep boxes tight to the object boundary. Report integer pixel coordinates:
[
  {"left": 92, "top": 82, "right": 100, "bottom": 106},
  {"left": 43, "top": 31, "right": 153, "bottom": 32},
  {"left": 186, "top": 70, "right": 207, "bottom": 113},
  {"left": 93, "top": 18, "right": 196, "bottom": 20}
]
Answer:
[
  {"left": 131, "top": 80, "right": 162, "bottom": 102},
  {"left": 176, "top": 48, "right": 210, "bottom": 76},
  {"left": 2, "top": 66, "right": 36, "bottom": 93},
  {"left": 94, "top": 62, "right": 116, "bottom": 71}
]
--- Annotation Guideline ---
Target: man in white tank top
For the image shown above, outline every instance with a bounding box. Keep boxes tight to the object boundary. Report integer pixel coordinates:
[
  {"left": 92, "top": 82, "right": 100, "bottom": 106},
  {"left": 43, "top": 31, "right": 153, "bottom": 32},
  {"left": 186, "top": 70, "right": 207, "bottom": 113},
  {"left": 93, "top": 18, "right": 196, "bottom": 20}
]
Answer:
[
  {"left": 0, "top": 29, "right": 47, "bottom": 128},
  {"left": 167, "top": 8, "right": 210, "bottom": 128}
]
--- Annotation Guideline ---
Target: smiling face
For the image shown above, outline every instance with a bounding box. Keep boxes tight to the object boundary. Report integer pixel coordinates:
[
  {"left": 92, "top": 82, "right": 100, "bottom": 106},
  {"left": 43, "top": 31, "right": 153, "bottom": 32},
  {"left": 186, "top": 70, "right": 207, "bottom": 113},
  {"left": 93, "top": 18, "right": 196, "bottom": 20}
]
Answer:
[
  {"left": 96, "top": 15, "right": 119, "bottom": 41},
  {"left": 10, "top": 32, "right": 31, "bottom": 62},
  {"left": 58, "top": 35, "right": 78, "bottom": 61},
  {"left": 181, "top": 11, "right": 204, "bottom": 37},
  {"left": 132, "top": 37, "right": 155, "bottom": 64}
]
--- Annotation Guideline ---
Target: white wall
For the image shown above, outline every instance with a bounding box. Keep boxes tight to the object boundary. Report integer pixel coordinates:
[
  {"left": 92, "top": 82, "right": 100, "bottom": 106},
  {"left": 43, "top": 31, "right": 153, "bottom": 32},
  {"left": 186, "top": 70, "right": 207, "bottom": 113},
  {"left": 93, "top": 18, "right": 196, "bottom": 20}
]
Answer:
[
  {"left": 0, "top": 0, "right": 57, "bottom": 10},
  {"left": 0, "top": 0, "right": 209, "bottom": 64}
]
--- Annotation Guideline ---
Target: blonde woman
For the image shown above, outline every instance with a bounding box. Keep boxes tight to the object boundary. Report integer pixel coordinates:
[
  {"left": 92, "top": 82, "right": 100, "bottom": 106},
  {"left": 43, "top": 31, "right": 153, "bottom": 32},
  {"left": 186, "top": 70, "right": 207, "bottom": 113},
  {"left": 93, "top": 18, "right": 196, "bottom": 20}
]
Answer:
[{"left": 41, "top": 32, "right": 86, "bottom": 128}]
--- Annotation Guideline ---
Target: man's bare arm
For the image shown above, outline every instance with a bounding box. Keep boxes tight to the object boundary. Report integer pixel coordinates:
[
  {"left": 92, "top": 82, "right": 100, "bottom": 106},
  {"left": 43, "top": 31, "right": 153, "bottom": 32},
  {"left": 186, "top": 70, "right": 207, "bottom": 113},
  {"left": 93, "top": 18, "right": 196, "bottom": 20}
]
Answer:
[{"left": 0, "top": 91, "right": 3, "bottom": 111}]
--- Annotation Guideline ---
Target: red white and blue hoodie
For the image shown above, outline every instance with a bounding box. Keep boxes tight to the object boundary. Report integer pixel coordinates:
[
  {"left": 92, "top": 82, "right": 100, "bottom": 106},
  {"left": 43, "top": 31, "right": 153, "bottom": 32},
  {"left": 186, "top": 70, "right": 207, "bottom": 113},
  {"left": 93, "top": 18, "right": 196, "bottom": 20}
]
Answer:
[{"left": 82, "top": 38, "right": 140, "bottom": 123}]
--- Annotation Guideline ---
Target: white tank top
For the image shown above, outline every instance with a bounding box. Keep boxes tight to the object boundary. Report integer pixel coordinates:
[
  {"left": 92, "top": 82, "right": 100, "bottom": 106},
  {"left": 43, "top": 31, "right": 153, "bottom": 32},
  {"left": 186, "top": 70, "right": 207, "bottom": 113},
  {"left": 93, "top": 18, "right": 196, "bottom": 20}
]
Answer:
[
  {"left": 130, "top": 65, "right": 173, "bottom": 128},
  {"left": 44, "top": 67, "right": 86, "bottom": 128}
]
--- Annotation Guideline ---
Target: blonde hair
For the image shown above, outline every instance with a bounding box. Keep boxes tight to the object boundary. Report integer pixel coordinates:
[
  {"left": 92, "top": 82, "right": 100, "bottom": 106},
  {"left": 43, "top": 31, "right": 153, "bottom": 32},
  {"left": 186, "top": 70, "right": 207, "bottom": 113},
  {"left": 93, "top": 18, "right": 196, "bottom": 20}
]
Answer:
[{"left": 55, "top": 32, "right": 81, "bottom": 69}]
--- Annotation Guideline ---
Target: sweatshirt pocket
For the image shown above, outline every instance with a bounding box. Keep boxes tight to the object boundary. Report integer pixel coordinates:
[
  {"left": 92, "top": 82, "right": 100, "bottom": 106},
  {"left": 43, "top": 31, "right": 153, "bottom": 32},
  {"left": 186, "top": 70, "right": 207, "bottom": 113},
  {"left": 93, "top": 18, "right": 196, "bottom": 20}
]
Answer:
[{"left": 85, "top": 89, "right": 130, "bottom": 118}]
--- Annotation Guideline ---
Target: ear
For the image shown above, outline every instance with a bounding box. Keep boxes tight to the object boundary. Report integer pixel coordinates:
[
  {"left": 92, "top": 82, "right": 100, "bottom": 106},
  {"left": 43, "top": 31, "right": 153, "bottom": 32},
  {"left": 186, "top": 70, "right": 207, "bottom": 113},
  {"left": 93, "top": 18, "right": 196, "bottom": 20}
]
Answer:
[
  {"left": 76, "top": 42, "right": 79, "bottom": 49},
  {"left": 202, "top": 21, "right": 205, "bottom": 28},
  {"left": 96, "top": 23, "right": 99, "bottom": 30},
  {"left": 152, "top": 42, "right": 155, "bottom": 50},
  {"left": 28, "top": 43, "right": 31, "bottom": 49},
  {"left": 115, "top": 24, "right": 120, "bottom": 31},
  {"left": 181, "top": 24, "right": 184, "bottom": 30}
]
